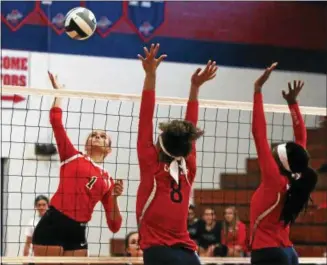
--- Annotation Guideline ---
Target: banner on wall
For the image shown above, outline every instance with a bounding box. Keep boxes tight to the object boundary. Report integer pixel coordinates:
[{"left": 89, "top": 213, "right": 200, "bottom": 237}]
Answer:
[{"left": 1, "top": 50, "right": 30, "bottom": 109}]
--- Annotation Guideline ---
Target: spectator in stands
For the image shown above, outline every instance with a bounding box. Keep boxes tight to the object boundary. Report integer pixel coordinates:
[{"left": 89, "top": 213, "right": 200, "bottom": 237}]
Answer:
[
  {"left": 125, "top": 231, "right": 143, "bottom": 257},
  {"left": 23, "top": 195, "right": 49, "bottom": 256},
  {"left": 196, "top": 207, "right": 227, "bottom": 257},
  {"left": 187, "top": 204, "right": 199, "bottom": 241},
  {"left": 221, "top": 206, "right": 247, "bottom": 257}
]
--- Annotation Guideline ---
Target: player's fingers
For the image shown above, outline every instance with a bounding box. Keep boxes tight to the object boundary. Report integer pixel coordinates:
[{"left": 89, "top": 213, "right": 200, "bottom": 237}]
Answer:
[
  {"left": 143, "top": 47, "right": 150, "bottom": 57},
  {"left": 300, "top": 80, "right": 304, "bottom": 89},
  {"left": 194, "top": 68, "right": 202, "bottom": 76},
  {"left": 153, "top": 43, "right": 160, "bottom": 57},
  {"left": 137, "top": 54, "right": 145, "bottom": 61},
  {"left": 288, "top": 82, "right": 292, "bottom": 93},
  {"left": 207, "top": 74, "right": 216, "bottom": 81},
  {"left": 149, "top": 43, "right": 155, "bottom": 58},
  {"left": 157, "top": 54, "right": 167, "bottom": 65},
  {"left": 282, "top": 90, "right": 287, "bottom": 98}
]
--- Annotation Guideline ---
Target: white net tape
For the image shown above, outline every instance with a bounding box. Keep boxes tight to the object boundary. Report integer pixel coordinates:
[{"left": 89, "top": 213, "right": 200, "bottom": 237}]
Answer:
[
  {"left": 1, "top": 256, "right": 327, "bottom": 264},
  {"left": 2, "top": 85, "right": 326, "bottom": 115}
]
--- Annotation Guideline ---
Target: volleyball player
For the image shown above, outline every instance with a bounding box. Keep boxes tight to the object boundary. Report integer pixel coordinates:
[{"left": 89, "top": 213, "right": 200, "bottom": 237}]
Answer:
[
  {"left": 24, "top": 195, "right": 49, "bottom": 256},
  {"left": 32, "top": 72, "right": 123, "bottom": 258},
  {"left": 136, "top": 43, "right": 218, "bottom": 265},
  {"left": 250, "top": 63, "right": 318, "bottom": 265}
]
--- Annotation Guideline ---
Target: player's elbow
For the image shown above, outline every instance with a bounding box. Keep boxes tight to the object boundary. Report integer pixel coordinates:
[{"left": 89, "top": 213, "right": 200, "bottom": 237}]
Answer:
[{"left": 108, "top": 218, "right": 122, "bottom": 233}]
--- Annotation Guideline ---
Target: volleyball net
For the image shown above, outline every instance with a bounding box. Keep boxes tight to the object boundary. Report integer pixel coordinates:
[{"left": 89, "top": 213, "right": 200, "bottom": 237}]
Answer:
[{"left": 1, "top": 86, "right": 327, "bottom": 264}]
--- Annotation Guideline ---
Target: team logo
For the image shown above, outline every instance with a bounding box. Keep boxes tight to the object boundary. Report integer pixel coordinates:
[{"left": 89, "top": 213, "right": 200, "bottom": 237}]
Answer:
[
  {"left": 52, "top": 13, "right": 65, "bottom": 28},
  {"left": 139, "top": 21, "right": 154, "bottom": 36},
  {"left": 6, "top": 10, "right": 23, "bottom": 24},
  {"left": 97, "top": 16, "right": 112, "bottom": 30}
]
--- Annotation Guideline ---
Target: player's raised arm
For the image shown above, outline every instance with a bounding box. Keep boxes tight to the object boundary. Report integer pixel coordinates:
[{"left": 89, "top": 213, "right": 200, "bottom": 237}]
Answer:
[
  {"left": 186, "top": 60, "right": 217, "bottom": 156},
  {"left": 137, "top": 44, "right": 167, "bottom": 169},
  {"left": 102, "top": 179, "right": 123, "bottom": 233},
  {"left": 282, "top": 80, "right": 307, "bottom": 148},
  {"left": 48, "top": 72, "right": 78, "bottom": 162},
  {"left": 252, "top": 63, "right": 282, "bottom": 185}
]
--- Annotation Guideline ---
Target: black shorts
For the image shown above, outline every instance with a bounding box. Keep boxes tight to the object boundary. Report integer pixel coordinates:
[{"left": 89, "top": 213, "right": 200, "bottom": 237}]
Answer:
[
  {"left": 32, "top": 206, "right": 87, "bottom": 251},
  {"left": 251, "top": 247, "right": 289, "bottom": 265},
  {"left": 143, "top": 246, "right": 201, "bottom": 265}
]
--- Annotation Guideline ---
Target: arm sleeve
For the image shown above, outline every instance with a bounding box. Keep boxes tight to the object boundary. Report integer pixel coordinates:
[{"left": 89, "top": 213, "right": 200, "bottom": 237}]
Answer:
[
  {"left": 185, "top": 100, "right": 199, "bottom": 157},
  {"left": 289, "top": 103, "right": 307, "bottom": 148},
  {"left": 50, "top": 107, "right": 79, "bottom": 162},
  {"left": 137, "top": 90, "right": 158, "bottom": 177},
  {"left": 252, "top": 93, "right": 283, "bottom": 187},
  {"left": 101, "top": 187, "right": 122, "bottom": 233}
]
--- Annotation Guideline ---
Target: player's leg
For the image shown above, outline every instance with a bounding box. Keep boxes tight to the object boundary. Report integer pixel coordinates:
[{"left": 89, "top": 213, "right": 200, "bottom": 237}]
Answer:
[
  {"left": 282, "top": 247, "right": 299, "bottom": 265},
  {"left": 62, "top": 214, "right": 88, "bottom": 265},
  {"left": 32, "top": 207, "right": 64, "bottom": 265},
  {"left": 251, "top": 247, "right": 289, "bottom": 265}
]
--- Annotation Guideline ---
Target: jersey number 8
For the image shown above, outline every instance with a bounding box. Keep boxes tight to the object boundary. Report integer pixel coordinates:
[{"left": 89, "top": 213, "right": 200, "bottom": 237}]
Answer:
[{"left": 170, "top": 180, "right": 182, "bottom": 203}]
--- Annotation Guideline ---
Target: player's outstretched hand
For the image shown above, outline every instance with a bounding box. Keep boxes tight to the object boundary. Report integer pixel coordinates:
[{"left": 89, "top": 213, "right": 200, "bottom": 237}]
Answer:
[
  {"left": 48, "top": 71, "right": 64, "bottom": 90},
  {"left": 113, "top": 179, "right": 123, "bottom": 197},
  {"left": 137, "top": 43, "right": 167, "bottom": 74},
  {"left": 254, "top": 62, "right": 278, "bottom": 92},
  {"left": 191, "top": 60, "right": 218, "bottom": 88},
  {"left": 282, "top": 80, "right": 304, "bottom": 105}
]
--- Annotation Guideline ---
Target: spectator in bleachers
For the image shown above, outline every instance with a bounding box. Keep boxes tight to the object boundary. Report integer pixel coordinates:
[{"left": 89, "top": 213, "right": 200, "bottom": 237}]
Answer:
[
  {"left": 187, "top": 204, "right": 199, "bottom": 241},
  {"left": 125, "top": 231, "right": 143, "bottom": 257},
  {"left": 23, "top": 195, "right": 49, "bottom": 256},
  {"left": 196, "top": 207, "right": 227, "bottom": 257},
  {"left": 221, "top": 206, "right": 247, "bottom": 257}
]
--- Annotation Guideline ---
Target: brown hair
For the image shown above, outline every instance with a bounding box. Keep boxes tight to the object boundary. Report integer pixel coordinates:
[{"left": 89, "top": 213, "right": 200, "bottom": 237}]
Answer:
[
  {"left": 222, "top": 206, "right": 239, "bottom": 238},
  {"left": 158, "top": 120, "right": 203, "bottom": 162}
]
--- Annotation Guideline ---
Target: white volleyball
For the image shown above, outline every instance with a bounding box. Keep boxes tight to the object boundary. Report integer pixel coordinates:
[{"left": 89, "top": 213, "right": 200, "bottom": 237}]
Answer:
[{"left": 64, "top": 7, "right": 97, "bottom": 40}]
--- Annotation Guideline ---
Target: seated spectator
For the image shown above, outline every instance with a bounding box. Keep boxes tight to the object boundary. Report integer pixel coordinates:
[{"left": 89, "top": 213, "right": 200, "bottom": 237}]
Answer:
[
  {"left": 187, "top": 204, "right": 199, "bottom": 241},
  {"left": 196, "top": 207, "right": 227, "bottom": 257},
  {"left": 23, "top": 195, "right": 49, "bottom": 256},
  {"left": 125, "top": 231, "right": 143, "bottom": 257},
  {"left": 221, "top": 206, "right": 247, "bottom": 257}
]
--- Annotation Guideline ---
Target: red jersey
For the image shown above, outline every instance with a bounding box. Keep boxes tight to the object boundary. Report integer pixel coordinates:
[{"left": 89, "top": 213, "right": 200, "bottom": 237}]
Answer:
[
  {"left": 221, "top": 221, "right": 247, "bottom": 252},
  {"left": 50, "top": 107, "right": 121, "bottom": 232},
  {"left": 250, "top": 92, "right": 306, "bottom": 250},
  {"left": 136, "top": 90, "right": 198, "bottom": 251}
]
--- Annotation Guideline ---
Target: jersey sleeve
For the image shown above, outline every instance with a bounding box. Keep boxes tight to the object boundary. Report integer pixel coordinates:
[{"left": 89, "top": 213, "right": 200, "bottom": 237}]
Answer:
[
  {"left": 252, "top": 92, "right": 283, "bottom": 188},
  {"left": 289, "top": 103, "right": 307, "bottom": 148},
  {"left": 185, "top": 100, "right": 199, "bottom": 182},
  {"left": 101, "top": 183, "right": 122, "bottom": 233},
  {"left": 50, "top": 107, "right": 79, "bottom": 162},
  {"left": 137, "top": 90, "right": 158, "bottom": 179},
  {"left": 185, "top": 100, "right": 199, "bottom": 156}
]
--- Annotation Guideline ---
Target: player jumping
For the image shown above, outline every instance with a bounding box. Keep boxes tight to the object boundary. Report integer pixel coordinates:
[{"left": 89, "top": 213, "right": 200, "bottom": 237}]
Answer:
[{"left": 136, "top": 43, "right": 218, "bottom": 265}]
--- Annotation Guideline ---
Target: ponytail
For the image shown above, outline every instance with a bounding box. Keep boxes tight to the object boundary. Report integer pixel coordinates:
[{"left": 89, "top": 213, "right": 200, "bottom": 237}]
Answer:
[{"left": 280, "top": 167, "right": 318, "bottom": 226}]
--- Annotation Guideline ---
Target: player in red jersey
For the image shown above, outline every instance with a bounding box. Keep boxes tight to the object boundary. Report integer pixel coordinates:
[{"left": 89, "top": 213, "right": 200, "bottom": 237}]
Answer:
[
  {"left": 136, "top": 43, "right": 218, "bottom": 265},
  {"left": 32, "top": 72, "right": 123, "bottom": 258},
  {"left": 250, "top": 63, "right": 318, "bottom": 265}
]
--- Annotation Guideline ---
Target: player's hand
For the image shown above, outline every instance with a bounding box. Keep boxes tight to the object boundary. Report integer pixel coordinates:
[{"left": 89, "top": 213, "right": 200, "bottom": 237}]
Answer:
[
  {"left": 48, "top": 71, "right": 64, "bottom": 90},
  {"left": 138, "top": 43, "right": 167, "bottom": 74},
  {"left": 191, "top": 60, "right": 218, "bottom": 88},
  {"left": 254, "top": 62, "right": 278, "bottom": 92},
  {"left": 282, "top": 80, "right": 304, "bottom": 105},
  {"left": 113, "top": 179, "right": 123, "bottom": 197}
]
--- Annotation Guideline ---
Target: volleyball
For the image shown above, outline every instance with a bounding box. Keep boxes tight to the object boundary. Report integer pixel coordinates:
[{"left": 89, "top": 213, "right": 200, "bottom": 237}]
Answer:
[{"left": 64, "top": 7, "right": 97, "bottom": 40}]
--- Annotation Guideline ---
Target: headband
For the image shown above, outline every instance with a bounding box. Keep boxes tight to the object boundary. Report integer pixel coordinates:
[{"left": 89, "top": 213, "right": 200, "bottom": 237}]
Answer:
[
  {"left": 277, "top": 143, "right": 292, "bottom": 172},
  {"left": 158, "top": 135, "right": 189, "bottom": 185}
]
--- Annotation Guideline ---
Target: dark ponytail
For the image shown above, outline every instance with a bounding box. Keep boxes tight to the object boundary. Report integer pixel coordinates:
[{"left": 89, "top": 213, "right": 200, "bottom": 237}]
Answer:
[{"left": 280, "top": 167, "right": 318, "bottom": 226}]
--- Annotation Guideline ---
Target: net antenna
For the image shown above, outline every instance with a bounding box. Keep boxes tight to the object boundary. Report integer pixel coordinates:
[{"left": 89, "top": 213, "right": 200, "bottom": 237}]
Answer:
[{"left": 2, "top": 85, "right": 326, "bottom": 116}]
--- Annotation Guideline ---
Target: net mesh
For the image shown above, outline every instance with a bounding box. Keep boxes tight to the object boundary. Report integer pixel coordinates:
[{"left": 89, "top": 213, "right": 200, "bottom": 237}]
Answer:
[{"left": 1, "top": 90, "right": 326, "bottom": 262}]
